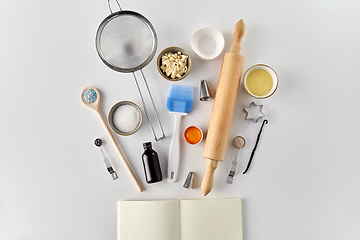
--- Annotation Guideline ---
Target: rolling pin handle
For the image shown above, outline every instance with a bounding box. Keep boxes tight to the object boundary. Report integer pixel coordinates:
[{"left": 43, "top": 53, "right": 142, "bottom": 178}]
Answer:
[
  {"left": 201, "top": 160, "right": 219, "bottom": 196},
  {"left": 230, "top": 19, "right": 245, "bottom": 54}
]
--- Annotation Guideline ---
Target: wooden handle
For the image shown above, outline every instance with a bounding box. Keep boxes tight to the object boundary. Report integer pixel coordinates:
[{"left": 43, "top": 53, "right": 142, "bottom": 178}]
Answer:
[
  {"left": 201, "top": 160, "right": 218, "bottom": 196},
  {"left": 203, "top": 53, "right": 245, "bottom": 161},
  {"left": 230, "top": 19, "right": 245, "bottom": 54},
  {"left": 97, "top": 111, "right": 144, "bottom": 192},
  {"left": 202, "top": 20, "right": 246, "bottom": 196}
]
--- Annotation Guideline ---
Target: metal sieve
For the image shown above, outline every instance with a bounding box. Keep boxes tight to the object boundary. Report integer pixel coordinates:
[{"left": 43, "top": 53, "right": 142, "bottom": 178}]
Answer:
[{"left": 95, "top": 0, "right": 165, "bottom": 141}]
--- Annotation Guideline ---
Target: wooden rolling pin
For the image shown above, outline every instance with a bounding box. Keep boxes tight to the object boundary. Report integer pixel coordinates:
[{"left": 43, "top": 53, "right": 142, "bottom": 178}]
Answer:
[{"left": 201, "top": 20, "right": 246, "bottom": 196}]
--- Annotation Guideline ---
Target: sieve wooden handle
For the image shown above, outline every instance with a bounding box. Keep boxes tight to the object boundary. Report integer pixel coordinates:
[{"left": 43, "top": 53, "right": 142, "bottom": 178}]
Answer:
[{"left": 201, "top": 20, "right": 245, "bottom": 196}]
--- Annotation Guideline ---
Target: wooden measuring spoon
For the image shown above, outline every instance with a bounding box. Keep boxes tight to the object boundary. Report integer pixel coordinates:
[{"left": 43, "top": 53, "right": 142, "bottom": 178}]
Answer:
[{"left": 81, "top": 86, "right": 143, "bottom": 192}]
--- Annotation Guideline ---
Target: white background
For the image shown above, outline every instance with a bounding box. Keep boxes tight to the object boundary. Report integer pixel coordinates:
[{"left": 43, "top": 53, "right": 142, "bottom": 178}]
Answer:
[{"left": 1, "top": 0, "right": 360, "bottom": 239}]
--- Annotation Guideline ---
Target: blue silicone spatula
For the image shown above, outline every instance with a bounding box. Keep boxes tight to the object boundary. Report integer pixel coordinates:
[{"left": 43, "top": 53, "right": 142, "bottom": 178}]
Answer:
[{"left": 166, "top": 84, "right": 193, "bottom": 183}]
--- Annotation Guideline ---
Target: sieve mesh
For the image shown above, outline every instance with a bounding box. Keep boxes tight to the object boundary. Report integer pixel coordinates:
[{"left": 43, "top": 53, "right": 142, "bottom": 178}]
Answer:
[{"left": 97, "top": 13, "right": 155, "bottom": 71}]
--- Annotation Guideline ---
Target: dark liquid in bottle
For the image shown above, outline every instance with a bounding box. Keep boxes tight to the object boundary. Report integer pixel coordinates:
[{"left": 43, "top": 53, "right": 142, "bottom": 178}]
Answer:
[{"left": 142, "top": 142, "right": 162, "bottom": 184}]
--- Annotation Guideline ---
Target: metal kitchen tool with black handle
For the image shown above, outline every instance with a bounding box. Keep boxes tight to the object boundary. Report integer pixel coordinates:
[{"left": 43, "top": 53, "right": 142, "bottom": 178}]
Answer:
[{"left": 95, "top": 0, "right": 165, "bottom": 141}]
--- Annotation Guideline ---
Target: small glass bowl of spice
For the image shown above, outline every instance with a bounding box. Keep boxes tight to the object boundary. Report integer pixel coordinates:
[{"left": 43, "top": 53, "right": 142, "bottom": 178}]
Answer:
[
  {"left": 108, "top": 101, "right": 143, "bottom": 136},
  {"left": 157, "top": 46, "right": 192, "bottom": 81}
]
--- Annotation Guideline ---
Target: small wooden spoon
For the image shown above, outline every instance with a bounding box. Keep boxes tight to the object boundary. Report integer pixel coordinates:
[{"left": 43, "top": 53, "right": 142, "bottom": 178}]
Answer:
[{"left": 81, "top": 86, "right": 143, "bottom": 192}]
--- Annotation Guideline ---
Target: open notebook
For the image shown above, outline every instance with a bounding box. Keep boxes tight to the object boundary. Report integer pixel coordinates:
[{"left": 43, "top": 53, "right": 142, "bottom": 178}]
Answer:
[{"left": 116, "top": 198, "right": 242, "bottom": 240}]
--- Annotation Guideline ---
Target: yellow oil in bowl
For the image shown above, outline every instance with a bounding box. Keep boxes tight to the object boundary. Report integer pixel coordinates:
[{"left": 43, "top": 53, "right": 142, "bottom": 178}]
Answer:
[
  {"left": 246, "top": 69, "right": 273, "bottom": 96},
  {"left": 243, "top": 64, "right": 278, "bottom": 99}
]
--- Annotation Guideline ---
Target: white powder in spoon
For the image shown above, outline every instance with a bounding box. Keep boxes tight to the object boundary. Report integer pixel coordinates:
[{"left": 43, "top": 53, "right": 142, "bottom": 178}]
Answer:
[{"left": 113, "top": 104, "right": 141, "bottom": 133}]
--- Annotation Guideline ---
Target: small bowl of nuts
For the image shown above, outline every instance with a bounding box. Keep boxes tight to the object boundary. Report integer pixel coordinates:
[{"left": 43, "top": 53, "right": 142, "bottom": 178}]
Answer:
[{"left": 157, "top": 47, "right": 192, "bottom": 81}]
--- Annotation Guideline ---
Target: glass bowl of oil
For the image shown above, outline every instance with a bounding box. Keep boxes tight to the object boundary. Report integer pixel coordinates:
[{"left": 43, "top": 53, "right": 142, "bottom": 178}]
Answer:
[{"left": 243, "top": 64, "right": 278, "bottom": 99}]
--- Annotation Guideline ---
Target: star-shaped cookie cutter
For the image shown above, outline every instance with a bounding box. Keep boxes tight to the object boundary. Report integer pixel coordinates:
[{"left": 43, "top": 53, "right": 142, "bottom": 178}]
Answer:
[{"left": 243, "top": 102, "right": 265, "bottom": 123}]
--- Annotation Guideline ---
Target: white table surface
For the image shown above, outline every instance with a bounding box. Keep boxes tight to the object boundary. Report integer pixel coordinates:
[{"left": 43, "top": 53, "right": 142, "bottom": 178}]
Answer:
[{"left": 1, "top": 0, "right": 360, "bottom": 239}]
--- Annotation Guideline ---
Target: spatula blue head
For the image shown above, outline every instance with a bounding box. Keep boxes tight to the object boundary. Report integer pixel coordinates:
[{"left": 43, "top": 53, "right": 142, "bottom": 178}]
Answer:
[{"left": 166, "top": 84, "right": 193, "bottom": 113}]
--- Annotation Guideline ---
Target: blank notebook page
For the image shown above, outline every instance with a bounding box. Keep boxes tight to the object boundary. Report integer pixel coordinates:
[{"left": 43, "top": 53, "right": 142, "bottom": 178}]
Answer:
[
  {"left": 117, "top": 200, "right": 181, "bottom": 240},
  {"left": 180, "top": 198, "right": 243, "bottom": 240}
]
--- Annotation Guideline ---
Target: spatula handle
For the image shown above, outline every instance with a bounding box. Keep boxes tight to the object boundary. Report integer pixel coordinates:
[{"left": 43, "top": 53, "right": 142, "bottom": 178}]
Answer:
[{"left": 167, "top": 112, "right": 188, "bottom": 183}]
